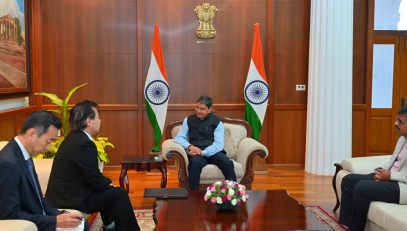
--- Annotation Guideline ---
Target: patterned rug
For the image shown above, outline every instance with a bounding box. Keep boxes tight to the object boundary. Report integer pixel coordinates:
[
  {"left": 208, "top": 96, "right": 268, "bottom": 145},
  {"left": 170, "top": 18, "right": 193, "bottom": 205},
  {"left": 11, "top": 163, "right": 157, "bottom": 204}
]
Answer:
[
  {"left": 306, "top": 206, "right": 347, "bottom": 231},
  {"left": 89, "top": 206, "right": 345, "bottom": 231},
  {"left": 89, "top": 209, "right": 155, "bottom": 231}
]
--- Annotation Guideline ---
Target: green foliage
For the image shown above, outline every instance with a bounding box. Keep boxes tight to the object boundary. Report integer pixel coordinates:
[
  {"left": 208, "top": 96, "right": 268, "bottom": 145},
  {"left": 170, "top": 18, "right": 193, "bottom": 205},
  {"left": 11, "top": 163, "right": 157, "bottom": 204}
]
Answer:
[
  {"left": 35, "top": 83, "right": 88, "bottom": 136},
  {"left": 33, "top": 137, "right": 64, "bottom": 159},
  {"left": 34, "top": 83, "right": 113, "bottom": 164},
  {"left": 92, "top": 136, "right": 114, "bottom": 164}
]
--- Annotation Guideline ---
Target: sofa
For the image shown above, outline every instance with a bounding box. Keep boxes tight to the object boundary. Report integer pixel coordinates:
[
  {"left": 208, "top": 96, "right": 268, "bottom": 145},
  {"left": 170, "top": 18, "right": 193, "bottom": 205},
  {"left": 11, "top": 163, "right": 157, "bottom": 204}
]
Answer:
[
  {"left": 333, "top": 155, "right": 407, "bottom": 231},
  {"left": 0, "top": 141, "right": 83, "bottom": 231}
]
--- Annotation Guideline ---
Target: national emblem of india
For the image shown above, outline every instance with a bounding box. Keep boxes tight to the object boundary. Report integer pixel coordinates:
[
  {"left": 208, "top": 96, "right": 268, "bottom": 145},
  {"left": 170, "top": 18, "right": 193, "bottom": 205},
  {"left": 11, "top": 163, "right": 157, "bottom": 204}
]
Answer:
[{"left": 194, "top": 3, "right": 218, "bottom": 39}]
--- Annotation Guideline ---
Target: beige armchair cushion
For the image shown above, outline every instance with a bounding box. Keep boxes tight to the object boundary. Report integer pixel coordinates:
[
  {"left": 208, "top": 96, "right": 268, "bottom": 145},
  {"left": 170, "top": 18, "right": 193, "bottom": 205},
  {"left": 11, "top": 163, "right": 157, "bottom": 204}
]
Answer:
[
  {"left": 0, "top": 141, "right": 8, "bottom": 150},
  {"left": 32, "top": 158, "right": 54, "bottom": 195},
  {"left": 224, "top": 123, "right": 247, "bottom": 159},
  {"left": 0, "top": 220, "right": 37, "bottom": 231}
]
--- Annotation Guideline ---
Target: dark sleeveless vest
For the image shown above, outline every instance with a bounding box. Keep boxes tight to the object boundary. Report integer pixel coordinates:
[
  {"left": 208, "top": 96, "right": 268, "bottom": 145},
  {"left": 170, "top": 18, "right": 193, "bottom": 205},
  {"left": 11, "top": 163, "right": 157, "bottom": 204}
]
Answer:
[{"left": 187, "top": 113, "right": 221, "bottom": 150}]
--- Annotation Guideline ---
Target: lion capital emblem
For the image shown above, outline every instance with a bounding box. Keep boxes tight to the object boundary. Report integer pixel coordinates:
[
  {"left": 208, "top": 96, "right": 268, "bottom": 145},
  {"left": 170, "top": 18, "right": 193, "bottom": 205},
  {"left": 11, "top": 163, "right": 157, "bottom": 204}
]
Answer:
[{"left": 194, "top": 3, "right": 218, "bottom": 39}]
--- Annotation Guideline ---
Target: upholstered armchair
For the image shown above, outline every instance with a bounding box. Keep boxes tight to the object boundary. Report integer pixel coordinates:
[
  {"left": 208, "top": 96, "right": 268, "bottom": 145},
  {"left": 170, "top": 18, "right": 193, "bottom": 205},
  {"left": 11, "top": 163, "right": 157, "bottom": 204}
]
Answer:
[{"left": 162, "top": 117, "right": 268, "bottom": 190}]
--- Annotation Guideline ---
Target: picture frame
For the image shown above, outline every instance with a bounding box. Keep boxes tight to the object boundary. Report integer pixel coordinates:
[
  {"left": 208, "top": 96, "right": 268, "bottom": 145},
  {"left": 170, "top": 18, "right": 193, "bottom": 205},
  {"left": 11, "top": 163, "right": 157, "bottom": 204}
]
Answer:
[{"left": 0, "top": 0, "right": 31, "bottom": 97}]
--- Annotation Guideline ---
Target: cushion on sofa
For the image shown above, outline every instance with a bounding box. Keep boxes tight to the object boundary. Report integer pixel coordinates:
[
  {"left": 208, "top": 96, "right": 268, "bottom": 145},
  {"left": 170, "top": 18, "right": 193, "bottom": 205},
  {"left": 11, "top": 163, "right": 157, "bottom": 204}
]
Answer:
[
  {"left": 367, "top": 201, "right": 407, "bottom": 231},
  {"left": 0, "top": 220, "right": 37, "bottom": 231},
  {"left": 199, "top": 160, "right": 244, "bottom": 184},
  {"left": 342, "top": 155, "right": 391, "bottom": 174},
  {"left": 32, "top": 158, "right": 54, "bottom": 195}
]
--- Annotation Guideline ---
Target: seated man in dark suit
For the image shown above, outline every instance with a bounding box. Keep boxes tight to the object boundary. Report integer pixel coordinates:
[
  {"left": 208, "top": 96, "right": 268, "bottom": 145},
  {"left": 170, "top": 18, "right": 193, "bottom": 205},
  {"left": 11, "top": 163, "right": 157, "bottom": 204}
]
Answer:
[
  {"left": 45, "top": 100, "right": 139, "bottom": 231},
  {"left": 0, "top": 110, "right": 83, "bottom": 231},
  {"left": 174, "top": 95, "right": 236, "bottom": 190}
]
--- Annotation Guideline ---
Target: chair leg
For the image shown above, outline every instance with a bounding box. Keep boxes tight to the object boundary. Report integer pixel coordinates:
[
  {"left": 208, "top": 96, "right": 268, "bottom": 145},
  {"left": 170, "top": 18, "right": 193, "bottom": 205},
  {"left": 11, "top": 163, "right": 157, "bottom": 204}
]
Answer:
[{"left": 332, "top": 163, "right": 343, "bottom": 212}]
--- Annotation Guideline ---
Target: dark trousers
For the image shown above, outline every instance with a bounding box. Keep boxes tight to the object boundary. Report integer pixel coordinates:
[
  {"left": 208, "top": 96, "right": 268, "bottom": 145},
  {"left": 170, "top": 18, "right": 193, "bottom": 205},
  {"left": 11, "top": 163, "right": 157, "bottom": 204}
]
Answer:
[
  {"left": 80, "top": 186, "right": 140, "bottom": 231},
  {"left": 339, "top": 173, "right": 399, "bottom": 231},
  {"left": 188, "top": 151, "right": 236, "bottom": 190}
]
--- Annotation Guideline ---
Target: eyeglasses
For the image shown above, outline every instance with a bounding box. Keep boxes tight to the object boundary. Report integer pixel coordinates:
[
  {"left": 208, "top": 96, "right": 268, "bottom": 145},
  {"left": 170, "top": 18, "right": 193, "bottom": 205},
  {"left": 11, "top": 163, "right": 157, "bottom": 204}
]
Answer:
[{"left": 396, "top": 119, "right": 407, "bottom": 125}]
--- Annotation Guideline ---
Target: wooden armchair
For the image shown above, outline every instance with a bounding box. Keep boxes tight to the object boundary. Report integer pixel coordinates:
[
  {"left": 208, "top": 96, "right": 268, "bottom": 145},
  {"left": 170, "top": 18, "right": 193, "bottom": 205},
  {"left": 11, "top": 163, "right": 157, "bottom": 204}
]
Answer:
[{"left": 161, "top": 117, "right": 268, "bottom": 190}]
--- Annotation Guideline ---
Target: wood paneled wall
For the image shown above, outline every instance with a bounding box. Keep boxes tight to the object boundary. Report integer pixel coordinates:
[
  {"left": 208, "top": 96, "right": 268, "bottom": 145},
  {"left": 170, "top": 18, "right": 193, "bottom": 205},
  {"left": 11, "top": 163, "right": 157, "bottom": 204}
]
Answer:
[{"left": 0, "top": 0, "right": 371, "bottom": 167}]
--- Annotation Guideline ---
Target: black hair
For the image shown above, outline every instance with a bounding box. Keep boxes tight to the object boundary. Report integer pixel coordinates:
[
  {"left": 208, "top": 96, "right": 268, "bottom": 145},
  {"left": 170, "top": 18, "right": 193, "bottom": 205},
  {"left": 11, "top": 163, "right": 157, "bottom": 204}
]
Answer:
[
  {"left": 196, "top": 95, "right": 213, "bottom": 108},
  {"left": 20, "top": 110, "right": 62, "bottom": 136},
  {"left": 69, "top": 100, "right": 99, "bottom": 131}
]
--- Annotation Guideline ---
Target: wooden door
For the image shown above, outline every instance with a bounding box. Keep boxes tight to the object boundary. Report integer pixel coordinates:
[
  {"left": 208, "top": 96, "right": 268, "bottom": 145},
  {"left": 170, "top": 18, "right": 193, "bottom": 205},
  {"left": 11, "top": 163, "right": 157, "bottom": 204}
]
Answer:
[{"left": 369, "top": 32, "right": 407, "bottom": 156}]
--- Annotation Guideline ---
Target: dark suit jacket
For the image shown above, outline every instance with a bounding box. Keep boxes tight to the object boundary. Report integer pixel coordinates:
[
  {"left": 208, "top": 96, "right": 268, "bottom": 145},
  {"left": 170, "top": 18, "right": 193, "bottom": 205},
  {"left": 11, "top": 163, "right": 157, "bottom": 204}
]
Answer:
[
  {"left": 45, "top": 130, "right": 111, "bottom": 210},
  {"left": 0, "top": 139, "right": 60, "bottom": 231}
]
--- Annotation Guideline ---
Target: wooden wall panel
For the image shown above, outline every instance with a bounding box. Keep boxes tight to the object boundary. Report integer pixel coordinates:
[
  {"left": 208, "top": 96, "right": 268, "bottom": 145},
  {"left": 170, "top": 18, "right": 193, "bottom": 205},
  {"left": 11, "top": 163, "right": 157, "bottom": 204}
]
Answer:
[
  {"left": 99, "top": 110, "right": 139, "bottom": 164},
  {"left": 370, "top": 117, "right": 393, "bottom": 155},
  {"left": 274, "top": 0, "right": 310, "bottom": 104},
  {"left": 0, "top": 108, "right": 36, "bottom": 141},
  {"left": 273, "top": 109, "right": 307, "bottom": 165},
  {"left": 142, "top": 0, "right": 268, "bottom": 104},
  {"left": 352, "top": 108, "right": 366, "bottom": 157},
  {"left": 353, "top": 0, "right": 368, "bottom": 104},
  {"left": 0, "top": 117, "right": 16, "bottom": 140},
  {"left": 40, "top": 0, "right": 138, "bottom": 104}
]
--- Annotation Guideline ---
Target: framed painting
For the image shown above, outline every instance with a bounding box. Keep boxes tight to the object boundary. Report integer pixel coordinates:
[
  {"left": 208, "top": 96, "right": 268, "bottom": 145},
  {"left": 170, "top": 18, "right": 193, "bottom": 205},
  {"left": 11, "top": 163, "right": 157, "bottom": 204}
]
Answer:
[{"left": 0, "top": 0, "right": 30, "bottom": 97}]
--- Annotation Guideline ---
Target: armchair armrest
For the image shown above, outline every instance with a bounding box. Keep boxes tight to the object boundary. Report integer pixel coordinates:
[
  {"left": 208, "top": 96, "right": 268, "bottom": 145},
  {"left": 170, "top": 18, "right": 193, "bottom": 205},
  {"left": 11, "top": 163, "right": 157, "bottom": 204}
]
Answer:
[
  {"left": 236, "top": 138, "right": 268, "bottom": 169},
  {"left": 161, "top": 139, "right": 188, "bottom": 164},
  {"left": 236, "top": 138, "right": 268, "bottom": 189},
  {"left": 161, "top": 139, "right": 189, "bottom": 188},
  {"left": 342, "top": 155, "right": 391, "bottom": 174}
]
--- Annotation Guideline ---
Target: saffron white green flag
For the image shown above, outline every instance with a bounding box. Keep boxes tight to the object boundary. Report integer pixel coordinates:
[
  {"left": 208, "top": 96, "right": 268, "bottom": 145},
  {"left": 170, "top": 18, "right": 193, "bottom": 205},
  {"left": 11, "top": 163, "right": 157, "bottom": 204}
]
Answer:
[
  {"left": 244, "top": 23, "right": 269, "bottom": 140},
  {"left": 144, "top": 24, "right": 170, "bottom": 152}
]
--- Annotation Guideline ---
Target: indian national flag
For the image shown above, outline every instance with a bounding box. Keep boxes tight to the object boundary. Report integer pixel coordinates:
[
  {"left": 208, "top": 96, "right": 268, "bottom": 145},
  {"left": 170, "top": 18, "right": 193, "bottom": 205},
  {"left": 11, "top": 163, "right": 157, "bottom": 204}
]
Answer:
[
  {"left": 144, "top": 24, "right": 170, "bottom": 152},
  {"left": 244, "top": 23, "right": 269, "bottom": 140}
]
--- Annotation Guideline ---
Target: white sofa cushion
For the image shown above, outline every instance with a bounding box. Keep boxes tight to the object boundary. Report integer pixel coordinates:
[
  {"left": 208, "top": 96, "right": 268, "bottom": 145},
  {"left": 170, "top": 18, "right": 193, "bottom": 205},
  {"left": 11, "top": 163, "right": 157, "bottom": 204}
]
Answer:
[
  {"left": 367, "top": 202, "right": 407, "bottom": 231},
  {"left": 342, "top": 155, "right": 391, "bottom": 173}
]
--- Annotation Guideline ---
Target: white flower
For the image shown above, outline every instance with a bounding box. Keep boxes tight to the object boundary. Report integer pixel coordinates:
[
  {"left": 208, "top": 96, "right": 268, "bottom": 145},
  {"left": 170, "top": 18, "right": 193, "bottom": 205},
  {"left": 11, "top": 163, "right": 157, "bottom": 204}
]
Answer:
[
  {"left": 228, "top": 189, "right": 235, "bottom": 196},
  {"left": 216, "top": 197, "right": 223, "bottom": 204},
  {"left": 242, "top": 195, "right": 247, "bottom": 202},
  {"left": 231, "top": 199, "right": 237, "bottom": 206},
  {"left": 205, "top": 190, "right": 211, "bottom": 197}
]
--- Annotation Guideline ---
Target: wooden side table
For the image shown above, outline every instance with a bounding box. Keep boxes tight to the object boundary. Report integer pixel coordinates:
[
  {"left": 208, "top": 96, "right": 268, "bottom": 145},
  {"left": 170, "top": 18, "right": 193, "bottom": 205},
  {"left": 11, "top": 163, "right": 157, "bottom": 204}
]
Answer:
[{"left": 119, "top": 154, "right": 167, "bottom": 193}]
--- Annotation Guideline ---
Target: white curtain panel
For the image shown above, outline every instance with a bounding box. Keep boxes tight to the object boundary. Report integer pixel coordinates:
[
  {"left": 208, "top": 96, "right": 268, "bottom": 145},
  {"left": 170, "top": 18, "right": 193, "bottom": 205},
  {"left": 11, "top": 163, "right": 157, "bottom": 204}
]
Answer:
[{"left": 305, "top": 0, "right": 353, "bottom": 175}]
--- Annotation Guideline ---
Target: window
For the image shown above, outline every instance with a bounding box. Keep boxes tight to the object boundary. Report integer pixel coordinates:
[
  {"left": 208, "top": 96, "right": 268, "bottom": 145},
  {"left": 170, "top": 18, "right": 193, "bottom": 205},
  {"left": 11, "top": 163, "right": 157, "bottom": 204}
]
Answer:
[{"left": 374, "top": 0, "right": 407, "bottom": 30}]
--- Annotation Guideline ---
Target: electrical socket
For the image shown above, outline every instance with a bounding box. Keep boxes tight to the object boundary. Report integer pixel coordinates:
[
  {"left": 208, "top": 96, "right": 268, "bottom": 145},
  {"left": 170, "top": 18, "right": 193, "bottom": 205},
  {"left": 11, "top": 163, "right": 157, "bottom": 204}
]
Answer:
[{"left": 296, "top": 84, "right": 306, "bottom": 91}]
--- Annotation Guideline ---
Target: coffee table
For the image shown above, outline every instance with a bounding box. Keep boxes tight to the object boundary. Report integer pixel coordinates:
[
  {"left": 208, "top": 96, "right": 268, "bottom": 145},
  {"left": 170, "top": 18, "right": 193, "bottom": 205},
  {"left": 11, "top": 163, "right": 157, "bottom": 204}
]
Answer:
[
  {"left": 119, "top": 155, "right": 167, "bottom": 192},
  {"left": 152, "top": 190, "right": 330, "bottom": 230}
]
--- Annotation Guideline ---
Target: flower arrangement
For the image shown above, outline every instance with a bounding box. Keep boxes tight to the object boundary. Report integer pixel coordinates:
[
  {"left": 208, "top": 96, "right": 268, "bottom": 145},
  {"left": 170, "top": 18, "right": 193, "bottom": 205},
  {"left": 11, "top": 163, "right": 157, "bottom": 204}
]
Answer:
[{"left": 204, "top": 180, "right": 249, "bottom": 207}]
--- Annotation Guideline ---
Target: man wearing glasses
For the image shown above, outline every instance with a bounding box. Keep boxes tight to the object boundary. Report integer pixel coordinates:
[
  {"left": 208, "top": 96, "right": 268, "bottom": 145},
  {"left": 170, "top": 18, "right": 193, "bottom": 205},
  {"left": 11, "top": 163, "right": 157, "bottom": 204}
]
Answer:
[{"left": 339, "top": 106, "right": 407, "bottom": 231}]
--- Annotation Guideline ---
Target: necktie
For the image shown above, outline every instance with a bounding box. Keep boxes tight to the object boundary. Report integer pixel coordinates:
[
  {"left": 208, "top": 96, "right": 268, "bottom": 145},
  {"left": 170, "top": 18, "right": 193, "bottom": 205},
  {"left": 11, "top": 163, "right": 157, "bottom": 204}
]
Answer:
[{"left": 26, "top": 158, "right": 46, "bottom": 215}]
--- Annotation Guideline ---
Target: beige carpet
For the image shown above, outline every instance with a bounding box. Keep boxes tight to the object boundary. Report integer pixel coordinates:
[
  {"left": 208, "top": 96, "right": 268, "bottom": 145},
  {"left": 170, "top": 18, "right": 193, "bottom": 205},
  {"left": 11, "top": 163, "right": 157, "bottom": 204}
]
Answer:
[{"left": 89, "top": 209, "right": 155, "bottom": 231}]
